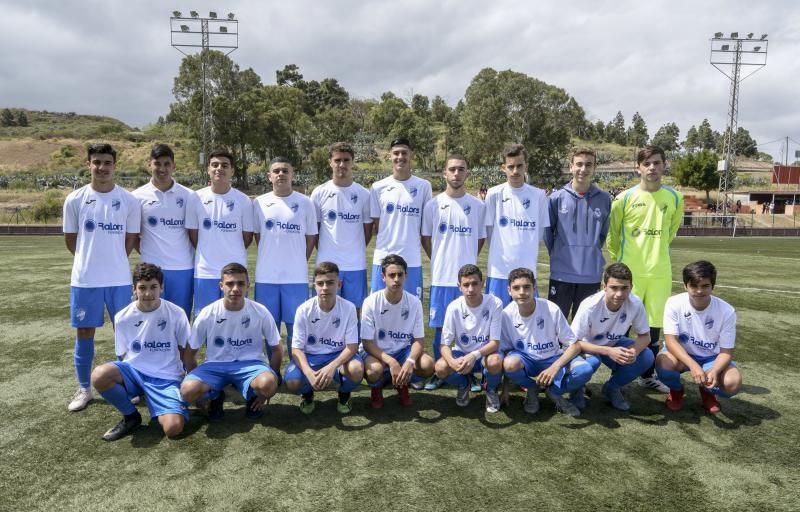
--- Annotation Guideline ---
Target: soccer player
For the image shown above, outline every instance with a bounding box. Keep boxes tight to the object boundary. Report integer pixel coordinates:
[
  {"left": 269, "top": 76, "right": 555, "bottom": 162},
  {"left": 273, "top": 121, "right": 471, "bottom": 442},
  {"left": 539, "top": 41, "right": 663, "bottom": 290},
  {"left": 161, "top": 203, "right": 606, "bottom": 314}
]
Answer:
[
  {"left": 544, "top": 147, "right": 611, "bottom": 319},
  {"left": 185, "top": 149, "right": 254, "bottom": 315},
  {"left": 180, "top": 263, "right": 282, "bottom": 420},
  {"left": 285, "top": 262, "right": 363, "bottom": 414},
  {"left": 501, "top": 268, "right": 592, "bottom": 416},
  {"left": 133, "top": 144, "right": 194, "bottom": 318},
  {"left": 484, "top": 144, "right": 550, "bottom": 305},
  {"left": 63, "top": 143, "right": 141, "bottom": 412},
  {"left": 369, "top": 138, "right": 432, "bottom": 299},
  {"left": 91, "top": 263, "right": 190, "bottom": 441},
  {"left": 571, "top": 263, "right": 653, "bottom": 411},
  {"left": 253, "top": 157, "right": 318, "bottom": 358},
  {"left": 656, "top": 261, "right": 742, "bottom": 413},
  {"left": 434, "top": 264, "right": 504, "bottom": 412},
  {"left": 607, "top": 145, "right": 684, "bottom": 393},
  {"left": 362, "top": 254, "right": 435, "bottom": 408},
  {"left": 310, "top": 142, "right": 372, "bottom": 313}
]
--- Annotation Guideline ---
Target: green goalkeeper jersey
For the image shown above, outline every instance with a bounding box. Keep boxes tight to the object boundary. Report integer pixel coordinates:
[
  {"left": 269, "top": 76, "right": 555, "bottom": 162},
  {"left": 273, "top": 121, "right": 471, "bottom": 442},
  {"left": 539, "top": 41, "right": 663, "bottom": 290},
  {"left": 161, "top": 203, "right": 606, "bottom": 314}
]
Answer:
[{"left": 607, "top": 185, "right": 684, "bottom": 279}]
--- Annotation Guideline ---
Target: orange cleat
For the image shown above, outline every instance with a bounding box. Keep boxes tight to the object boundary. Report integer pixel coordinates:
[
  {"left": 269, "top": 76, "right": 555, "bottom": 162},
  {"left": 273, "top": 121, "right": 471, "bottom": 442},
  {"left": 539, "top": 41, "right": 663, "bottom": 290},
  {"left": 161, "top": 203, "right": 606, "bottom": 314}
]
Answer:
[
  {"left": 699, "top": 387, "right": 721, "bottom": 414},
  {"left": 370, "top": 387, "right": 384, "bottom": 409},
  {"left": 665, "top": 387, "right": 685, "bottom": 411}
]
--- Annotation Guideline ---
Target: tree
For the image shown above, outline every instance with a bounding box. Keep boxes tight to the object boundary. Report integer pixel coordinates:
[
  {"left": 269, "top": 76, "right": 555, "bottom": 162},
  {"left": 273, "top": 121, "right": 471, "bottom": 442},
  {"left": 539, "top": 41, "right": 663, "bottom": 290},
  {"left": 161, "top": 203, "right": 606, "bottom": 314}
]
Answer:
[
  {"left": 626, "top": 112, "right": 649, "bottom": 147},
  {"left": 683, "top": 125, "right": 699, "bottom": 152},
  {"left": 696, "top": 119, "right": 716, "bottom": 151},
  {"left": 390, "top": 109, "right": 436, "bottom": 171},
  {"left": 1, "top": 108, "right": 15, "bottom": 127},
  {"left": 592, "top": 120, "right": 606, "bottom": 142},
  {"left": 735, "top": 127, "right": 758, "bottom": 157},
  {"left": 16, "top": 110, "right": 28, "bottom": 127},
  {"left": 430, "top": 95, "right": 450, "bottom": 123},
  {"left": 651, "top": 122, "right": 680, "bottom": 151},
  {"left": 411, "top": 94, "right": 430, "bottom": 118},
  {"left": 367, "top": 92, "right": 407, "bottom": 139},
  {"left": 301, "top": 78, "right": 349, "bottom": 114},
  {"left": 276, "top": 64, "right": 304, "bottom": 87},
  {"left": 671, "top": 150, "right": 719, "bottom": 202},
  {"left": 605, "top": 111, "right": 626, "bottom": 145}
]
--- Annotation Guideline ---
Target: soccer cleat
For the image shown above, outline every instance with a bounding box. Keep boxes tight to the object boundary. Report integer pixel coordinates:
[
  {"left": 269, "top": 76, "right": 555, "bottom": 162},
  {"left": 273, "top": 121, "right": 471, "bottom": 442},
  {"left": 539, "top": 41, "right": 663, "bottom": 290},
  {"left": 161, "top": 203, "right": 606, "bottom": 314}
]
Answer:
[
  {"left": 569, "top": 386, "right": 587, "bottom": 410},
  {"left": 665, "top": 387, "right": 685, "bottom": 411},
  {"left": 470, "top": 374, "right": 482, "bottom": 393},
  {"left": 370, "top": 387, "right": 384, "bottom": 409},
  {"left": 336, "top": 399, "right": 353, "bottom": 414},
  {"left": 102, "top": 411, "right": 142, "bottom": 441},
  {"left": 485, "top": 389, "right": 501, "bottom": 413},
  {"left": 398, "top": 385, "right": 413, "bottom": 407},
  {"left": 409, "top": 380, "right": 424, "bottom": 390},
  {"left": 602, "top": 382, "right": 630, "bottom": 411},
  {"left": 456, "top": 386, "right": 470, "bottom": 407},
  {"left": 130, "top": 395, "right": 142, "bottom": 405},
  {"left": 68, "top": 387, "right": 93, "bottom": 412},
  {"left": 245, "top": 395, "right": 264, "bottom": 419},
  {"left": 546, "top": 387, "right": 581, "bottom": 417},
  {"left": 424, "top": 376, "right": 444, "bottom": 391},
  {"left": 208, "top": 390, "right": 225, "bottom": 421},
  {"left": 524, "top": 386, "right": 540, "bottom": 414},
  {"left": 639, "top": 376, "right": 670, "bottom": 393},
  {"left": 699, "top": 387, "right": 721, "bottom": 414},
  {"left": 299, "top": 398, "right": 316, "bottom": 415}
]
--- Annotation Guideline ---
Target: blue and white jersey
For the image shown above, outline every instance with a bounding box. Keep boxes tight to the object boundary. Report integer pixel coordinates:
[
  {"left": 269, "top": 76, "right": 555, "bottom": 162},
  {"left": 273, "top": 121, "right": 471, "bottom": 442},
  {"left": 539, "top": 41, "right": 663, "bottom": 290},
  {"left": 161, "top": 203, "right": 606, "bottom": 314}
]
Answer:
[
  {"left": 360, "top": 290, "right": 424, "bottom": 352},
  {"left": 311, "top": 181, "right": 372, "bottom": 272},
  {"left": 571, "top": 290, "right": 649, "bottom": 347},
  {"left": 441, "top": 294, "right": 503, "bottom": 353},
  {"left": 132, "top": 181, "right": 194, "bottom": 271},
  {"left": 422, "top": 193, "right": 486, "bottom": 287},
  {"left": 292, "top": 296, "right": 358, "bottom": 355},
  {"left": 191, "top": 298, "right": 280, "bottom": 363},
  {"left": 501, "top": 298, "right": 575, "bottom": 360},
  {"left": 253, "top": 191, "right": 317, "bottom": 284},
  {"left": 484, "top": 183, "right": 549, "bottom": 280},
  {"left": 663, "top": 293, "right": 736, "bottom": 358},
  {"left": 63, "top": 184, "right": 141, "bottom": 287},
  {"left": 185, "top": 187, "right": 254, "bottom": 279},
  {"left": 114, "top": 299, "right": 190, "bottom": 381},
  {"left": 370, "top": 175, "right": 432, "bottom": 267}
]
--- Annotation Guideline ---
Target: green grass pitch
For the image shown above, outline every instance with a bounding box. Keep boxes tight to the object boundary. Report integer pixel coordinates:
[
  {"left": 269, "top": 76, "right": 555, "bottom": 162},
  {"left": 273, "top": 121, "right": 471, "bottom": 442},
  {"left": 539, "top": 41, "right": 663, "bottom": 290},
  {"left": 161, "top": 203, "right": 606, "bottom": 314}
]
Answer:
[{"left": 1, "top": 236, "right": 798, "bottom": 511}]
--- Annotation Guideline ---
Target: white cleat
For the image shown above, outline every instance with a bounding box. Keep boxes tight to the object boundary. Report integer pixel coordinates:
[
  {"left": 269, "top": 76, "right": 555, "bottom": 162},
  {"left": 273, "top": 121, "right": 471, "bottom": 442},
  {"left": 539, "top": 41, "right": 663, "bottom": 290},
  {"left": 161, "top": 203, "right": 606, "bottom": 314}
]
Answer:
[{"left": 68, "top": 387, "right": 94, "bottom": 412}]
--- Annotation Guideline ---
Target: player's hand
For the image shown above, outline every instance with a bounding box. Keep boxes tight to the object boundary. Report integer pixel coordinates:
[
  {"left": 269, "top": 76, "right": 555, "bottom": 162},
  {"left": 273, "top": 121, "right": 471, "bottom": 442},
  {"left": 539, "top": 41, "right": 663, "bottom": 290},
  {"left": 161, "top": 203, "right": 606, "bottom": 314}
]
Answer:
[
  {"left": 690, "top": 364, "right": 706, "bottom": 385},
  {"left": 313, "top": 365, "right": 336, "bottom": 391},
  {"left": 249, "top": 394, "right": 267, "bottom": 411},
  {"left": 456, "top": 356, "right": 473, "bottom": 375},
  {"left": 704, "top": 369, "right": 719, "bottom": 389},
  {"left": 396, "top": 360, "right": 415, "bottom": 387},
  {"left": 536, "top": 365, "right": 559, "bottom": 387},
  {"left": 608, "top": 347, "right": 634, "bottom": 365},
  {"left": 388, "top": 360, "right": 403, "bottom": 387}
]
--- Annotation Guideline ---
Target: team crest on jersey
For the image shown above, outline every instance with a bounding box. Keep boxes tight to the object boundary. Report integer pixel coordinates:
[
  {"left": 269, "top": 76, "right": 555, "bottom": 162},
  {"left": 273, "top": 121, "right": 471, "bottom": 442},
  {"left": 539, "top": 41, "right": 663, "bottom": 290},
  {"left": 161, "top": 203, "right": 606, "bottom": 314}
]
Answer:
[
  {"left": 401, "top": 308, "right": 409, "bottom": 320},
  {"left": 631, "top": 227, "right": 641, "bottom": 237},
  {"left": 290, "top": 203, "right": 299, "bottom": 213},
  {"left": 326, "top": 210, "right": 337, "bottom": 221},
  {"left": 242, "top": 316, "right": 251, "bottom": 328},
  {"left": 594, "top": 208, "right": 602, "bottom": 218},
  {"left": 350, "top": 193, "right": 358, "bottom": 204},
  {"left": 522, "top": 198, "right": 531, "bottom": 209},
  {"left": 463, "top": 205, "right": 472, "bottom": 215},
  {"left": 112, "top": 199, "right": 121, "bottom": 211},
  {"left": 176, "top": 198, "right": 184, "bottom": 208},
  {"left": 481, "top": 309, "right": 490, "bottom": 320},
  {"left": 409, "top": 186, "right": 418, "bottom": 197},
  {"left": 147, "top": 216, "right": 158, "bottom": 227},
  {"left": 307, "top": 335, "right": 317, "bottom": 345},
  {"left": 131, "top": 340, "right": 142, "bottom": 353},
  {"left": 224, "top": 200, "right": 234, "bottom": 211},
  {"left": 378, "top": 329, "right": 387, "bottom": 340},
  {"left": 157, "top": 319, "right": 167, "bottom": 331},
  {"left": 84, "top": 219, "right": 96, "bottom": 232},
  {"left": 704, "top": 318, "right": 715, "bottom": 329},
  {"left": 550, "top": 286, "right": 556, "bottom": 296},
  {"left": 559, "top": 205, "right": 569, "bottom": 214},
  {"left": 536, "top": 317, "right": 545, "bottom": 329},
  {"left": 213, "top": 336, "right": 225, "bottom": 347},
  {"left": 460, "top": 334, "right": 470, "bottom": 345},
  {"left": 438, "top": 222, "right": 448, "bottom": 234},
  {"left": 203, "top": 218, "right": 213, "bottom": 229},
  {"left": 332, "top": 317, "right": 341, "bottom": 328},
  {"left": 515, "top": 339, "right": 525, "bottom": 350},
  {"left": 620, "top": 312, "right": 627, "bottom": 322}
]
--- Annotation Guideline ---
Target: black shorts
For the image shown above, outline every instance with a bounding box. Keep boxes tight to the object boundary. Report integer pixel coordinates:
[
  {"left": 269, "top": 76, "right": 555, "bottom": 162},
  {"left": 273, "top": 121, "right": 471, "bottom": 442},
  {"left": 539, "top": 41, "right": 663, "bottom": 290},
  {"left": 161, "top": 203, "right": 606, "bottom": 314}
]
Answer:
[{"left": 547, "top": 279, "right": 600, "bottom": 321}]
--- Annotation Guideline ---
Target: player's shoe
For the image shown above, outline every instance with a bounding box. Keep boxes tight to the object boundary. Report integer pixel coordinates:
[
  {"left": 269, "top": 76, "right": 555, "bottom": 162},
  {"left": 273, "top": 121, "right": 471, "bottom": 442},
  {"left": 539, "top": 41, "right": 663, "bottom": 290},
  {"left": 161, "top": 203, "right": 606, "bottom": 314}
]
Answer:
[
  {"left": 569, "top": 386, "right": 587, "bottom": 410},
  {"left": 699, "top": 387, "right": 721, "bottom": 414},
  {"left": 524, "top": 386, "right": 540, "bottom": 414},
  {"left": 485, "top": 389, "right": 501, "bottom": 413},
  {"left": 102, "top": 411, "right": 142, "bottom": 442},
  {"left": 470, "top": 374, "right": 482, "bottom": 393},
  {"left": 456, "top": 386, "right": 470, "bottom": 407},
  {"left": 424, "top": 376, "right": 444, "bottom": 391},
  {"left": 639, "top": 376, "right": 670, "bottom": 393},
  {"left": 68, "top": 387, "right": 93, "bottom": 412},
  {"left": 370, "top": 387, "right": 384, "bottom": 409},
  {"left": 130, "top": 395, "right": 143, "bottom": 405},
  {"left": 208, "top": 390, "right": 225, "bottom": 421},
  {"left": 245, "top": 395, "right": 264, "bottom": 419},
  {"left": 398, "top": 385, "right": 413, "bottom": 407},
  {"left": 299, "top": 398, "right": 316, "bottom": 415},
  {"left": 409, "top": 380, "right": 424, "bottom": 390},
  {"left": 665, "top": 387, "right": 685, "bottom": 411},
  {"left": 546, "top": 388, "right": 581, "bottom": 417},
  {"left": 336, "top": 398, "right": 353, "bottom": 414},
  {"left": 602, "top": 382, "right": 630, "bottom": 411}
]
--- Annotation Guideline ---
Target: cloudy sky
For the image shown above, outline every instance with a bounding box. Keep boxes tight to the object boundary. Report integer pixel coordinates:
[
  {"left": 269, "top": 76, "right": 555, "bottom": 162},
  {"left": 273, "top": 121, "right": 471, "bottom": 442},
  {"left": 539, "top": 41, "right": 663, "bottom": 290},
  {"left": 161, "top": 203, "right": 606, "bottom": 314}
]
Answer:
[{"left": 3, "top": 0, "right": 799, "bottom": 160}]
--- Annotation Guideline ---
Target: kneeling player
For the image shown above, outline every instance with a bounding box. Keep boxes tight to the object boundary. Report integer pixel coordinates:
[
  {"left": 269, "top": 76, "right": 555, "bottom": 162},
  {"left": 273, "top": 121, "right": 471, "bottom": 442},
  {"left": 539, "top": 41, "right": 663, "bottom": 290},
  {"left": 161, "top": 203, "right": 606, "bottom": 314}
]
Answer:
[
  {"left": 91, "top": 263, "right": 190, "bottom": 441},
  {"left": 501, "top": 268, "right": 592, "bottom": 417},
  {"left": 181, "top": 263, "right": 282, "bottom": 420},
  {"left": 571, "top": 263, "right": 653, "bottom": 411},
  {"left": 285, "top": 262, "right": 363, "bottom": 414},
  {"left": 656, "top": 261, "right": 742, "bottom": 413},
  {"left": 435, "top": 264, "right": 504, "bottom": 412},
  {"left": 362, "top": 254, "right": 435, "bottom": 408}
]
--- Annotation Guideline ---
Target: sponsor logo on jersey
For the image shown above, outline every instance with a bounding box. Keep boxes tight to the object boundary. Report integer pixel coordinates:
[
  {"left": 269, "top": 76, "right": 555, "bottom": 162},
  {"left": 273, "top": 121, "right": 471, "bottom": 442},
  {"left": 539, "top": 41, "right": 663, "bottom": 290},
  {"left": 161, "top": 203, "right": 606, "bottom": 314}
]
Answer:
[
  {"left": 203, "top": 199, "right": 213, "bottom": 205},
  {"left": 684, "top": 311, "right": 692, "bottom": 318},
  {"left": 84, "top": 199, "right": 96, "bottom": 205},
  {"left": 326, "top": 210, "right": 338, "bottom": 221},
  {"left": 326, "top": 209, "right": 359, "bottom": 223},
  {"left": 631, "top": 227, "right": 641, "bottom": 237},
  {"left": 527, "top": 340, "right": 555, "bottom": 351},
  {"left": 84, "top": 219, "right": 124, "bottom": 232},
  {"left": 599, "top": 317, "right": 609, "bottom": 323},
  {"left": 385, "top": 202, "right": 420, "bottom": 216},
  {"left": 311, "top": 318, "right": 321, "bottom": 324},
  {"left": 226, "top": 337, "right": 254, "bottom": 347},
  {"left": 242, "top": 316, "right": 251, "bottom": 328},
  {"left": 158, "top": 218, "right": 184, "bottom": 227},
  {"left": 134, "top": 320, "right": 144, "bottom": 327},
  {"left": 605, "top": 332, "right": 624, "bottom": 342},
  {"left": 679, "top": 332, "right": 717, "bottom": 350},
  {"left": 463, "top": 333, "right": 489, "bottom": 345},
  {"left": 137, "top": 340, "right": 172, "bottom": 351},
  {"left": 202, "top": 218, "right": 213, "bottom": 229},
  {"left": 593, "top": 334, "right": 605, "bottom": 341},
  {"left": 498, "top": 216, "right": 536, "bottom": 229},
  {"left": 460, "top": 334, "right": 470, "bottom": 345},
  {"left": 112, "top": 199, "right": 121, "bottom": 211},
  {"left": 157, "top": 319, "right": 167, "bottom": 331},
  {"left": 264, "top": 219, "right": 300, "bottom": 233},
  {"left": 630, "top": 201, "right": 647, "bottom": 209},
  {"left": 440, "top": 204, "right": 450, "bottom": 210},
  {"left": 515, "top": 339, "right": 525, "bottom": 350},
  {"left": 317, "top": 336, "right": 344, "bottom": 348},
  {"left": 380, "top": 308, "right": 389, "bottom": 315},
  {"left": 216, "top": 318, "right": 227, "bottom": 324},
  {"left": 439, "top": 221, "right": 473, "bottom": 235},
  {"left": 146, "top": 200, "right": 159, "bottom": 206},
  {"left": 379, "top": 329, "right": 413, "bottom": 341}
]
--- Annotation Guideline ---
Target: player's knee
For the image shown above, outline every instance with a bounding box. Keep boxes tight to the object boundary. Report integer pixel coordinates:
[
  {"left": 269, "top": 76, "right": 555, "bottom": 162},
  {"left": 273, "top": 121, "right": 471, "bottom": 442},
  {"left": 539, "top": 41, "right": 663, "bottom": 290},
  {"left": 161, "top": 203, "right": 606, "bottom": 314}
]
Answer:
[
  {"left": 417, "top": 354, "right": 435, "bottom": 377},
  {"left": 723, "top": 368, "right": 742, "bottom": 395},
  {"left": 159, "top": 415, "right": 185, "bottom": 438},
  {"left": 485, "top": 354, "right": 503, "bottom": 373},
  {"left": 503, "top": 356, "right": 522, "bottom": 372},
  {"left": 345, "top": 360, "right": 364, "bottom": 381},
  {"left": 433, "top": 358, "right": 450, "bottom": 379},
  {"left": 655, "top": 352, "right": 676, "bottom": 370},
  {"left": 90, "top": 364, "right": 117, "bottom": 391},
  {"left": 76, "top": 327, "right": 95, "bottom": 339},
  {"left": 180, "top": 379, "right": 204, "bottom": 402},
  {"left": 252, "top": 372, "right": 278, "bottom": 396},
  {"left": 285, "top": 378, "right": 302, "bottom": 393}
]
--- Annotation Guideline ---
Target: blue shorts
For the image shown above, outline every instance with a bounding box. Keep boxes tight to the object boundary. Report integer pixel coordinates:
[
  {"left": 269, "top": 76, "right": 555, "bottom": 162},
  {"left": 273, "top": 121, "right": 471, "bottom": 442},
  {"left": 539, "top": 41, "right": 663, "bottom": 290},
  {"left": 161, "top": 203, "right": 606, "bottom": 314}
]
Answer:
[
  {"left": 450, "top": 349, "right": 501, "bottom": 375},
  {"left": 113, "top": 361, "right": 188, "bottom": 419},
  {"left": 371, "top": 264, "right": 423, "bottom": 301},
  {"left": 284, "top": 351, "right": 361, "bottom": 393},
  {"left": 368, "top": 345, "right": 424, "bottom": 387},
  {"left": 184, "top": 360, "right": 276, "bottom": 401},
  {"left": 255, "top": 282, "right": 309, "bottom": 326},
  {"left": 162, "top": 269, "right": 193, "bottom": 319},
  {"left": 194, "top": 278, "right": 223, "bottom": 316},
  {"left": 667, "top": 351, "right": 738, "bottom": 372},
  {"left": 429, "top": 286, "right": 461, "bottom": 327},
  {"left": 70, "top": 285, "right": 132, "bottom": 328},
  {"left": 504, "top": 351, "right": 569, "bottom": 389},
  {"left": 486, "top": 277, "right": 538, "bottom": 307}
]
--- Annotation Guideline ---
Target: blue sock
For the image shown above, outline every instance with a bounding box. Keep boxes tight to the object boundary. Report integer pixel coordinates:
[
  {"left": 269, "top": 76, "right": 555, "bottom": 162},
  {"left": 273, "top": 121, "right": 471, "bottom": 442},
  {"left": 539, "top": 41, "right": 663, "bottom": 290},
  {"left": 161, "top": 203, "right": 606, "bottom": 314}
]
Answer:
[
  {"left": 432, "top": 329, "right": 442, "bottom": 360},
  {"left": 99, "top": 383, "right": 136, "bottom": 416},
  {"left": 339, "top": 373, "right": 359, "bottom": 393},
  {"left": 444, "top": 372, "right": 468, "bottom": 388},
  {"left": 655, "top": 367, "right": 683, "bottom": 391},
  {"left": 484, "top": 371, "right": 502, "bottom": 392},
  {"left": 74, "top": 337, "right": 95, "bottom": 388},
  {"left": 506, "top": 368, "right": 536, "bottom": 389}
]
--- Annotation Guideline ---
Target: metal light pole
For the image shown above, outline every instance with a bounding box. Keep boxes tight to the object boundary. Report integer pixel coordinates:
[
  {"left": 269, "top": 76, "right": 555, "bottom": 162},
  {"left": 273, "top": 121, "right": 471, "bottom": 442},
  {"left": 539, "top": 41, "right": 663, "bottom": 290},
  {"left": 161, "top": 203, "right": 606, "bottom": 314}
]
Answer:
[{"left": 710, "top": 32, "right": 767, "bottom": 215}]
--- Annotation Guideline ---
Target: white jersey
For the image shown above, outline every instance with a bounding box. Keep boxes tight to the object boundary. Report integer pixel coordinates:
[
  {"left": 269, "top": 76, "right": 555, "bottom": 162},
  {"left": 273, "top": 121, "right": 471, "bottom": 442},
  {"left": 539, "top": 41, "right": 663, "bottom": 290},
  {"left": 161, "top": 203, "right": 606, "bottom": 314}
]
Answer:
[
  {"left": 485, "top": 183, "right": 549, "bottom": 279},
  {"left": 571, "top": 290, "right": 649, "bottom": 347},
  {"left": 63, "top": 184, "right": 141, "bottom": 287},
  {"left": 185, "top": 187, "right": 254, "bottom": 279},
  {"left": 663, "top": 293, "right": 736, "bottom": 358},
  {"left": 190, "top": 298, "right": 280, "bottom": 363},
  {"left": 253, "top": 191, "right": 317, "bottom": 284},
  {"left": 292, "top": 296, "right": 359, "bottom": 355},
  {"left": 500, "top": 299, "right": 576, "bottom": 360},
  {"left": 311, "top": 181, "right": 372, "bottom": 271},
  {"left": 422, "top": 193, "right": 486, "bottom": 287},
  {"left": 441, "top": 294, "right": 503, "bottom": 353},
  {"left": 360, "top": 290, "right": 425, "bottom": 352},
  {"left": 132, "top": 181, "right": 194, "bottom": 270},
  {"left": 370, "top": 175, "right": 432, "bottom": 267},
  {"left": 114, "top": 300, "right": 190, "bottom": 381}
]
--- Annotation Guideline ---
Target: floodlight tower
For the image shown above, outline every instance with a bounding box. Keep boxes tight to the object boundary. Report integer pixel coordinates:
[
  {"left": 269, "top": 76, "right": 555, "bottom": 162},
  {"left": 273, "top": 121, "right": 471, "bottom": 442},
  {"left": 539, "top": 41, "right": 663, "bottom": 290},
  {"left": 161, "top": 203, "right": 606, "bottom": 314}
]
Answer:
[
  {"left": 170, "top": 11, "right": 238, "bottom": 171},
  {"left": 709, "top": 32, "right": 768, "bottom": 214}
]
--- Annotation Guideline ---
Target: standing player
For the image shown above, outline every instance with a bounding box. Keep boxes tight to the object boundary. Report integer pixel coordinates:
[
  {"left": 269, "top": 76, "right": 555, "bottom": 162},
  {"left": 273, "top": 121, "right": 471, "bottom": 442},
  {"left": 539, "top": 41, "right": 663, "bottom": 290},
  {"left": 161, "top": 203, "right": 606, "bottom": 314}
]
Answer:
[
  {"left": 656, "top": 261, "right": 742, "bottom": 413},
  {"left": 362, "top": 255, "right": 435, "bottom": 408},
  {"left": 369, "top": 138, "right": 432, "bottom": 299},
  {"left": 285, "top": 262, "right": 363, "bottom": 414},
  {"left": 484, "top": 144, "right": 550, "bottom": 305},
  {"left": 253, "top": 157, "right": 318, "bottom": 358},
  {"left": 91, "top": 263, "right": 190, "bottom": 441},
  {"left": 571, "top": 263, "right": 653, "bottom": 411},
  {"left": 180, "top": 263, "right": 282, "bottom": 420},
  {"left": 544, "top": 147, "right": 611, "bottom": 319},
  {"left": 501, "top": 268, "right": 592, "bottom": 417},
  {"left": 434, "top": 264, "right": 504, "bottom": 412},
  {"left": 310, "top": 142, "right": 372, "bottom": 314},
  {"left": 133, "top": 144, "right": 194, "bottom": 319},
  {"left": 63, "top": 143, "right": 141, "bottom": 411},
  {"left": 607, "top": 145, "right": 684, "bottom": 393},
  {"left": 185, "top": 149, "right": 254, "bottom": 315}
]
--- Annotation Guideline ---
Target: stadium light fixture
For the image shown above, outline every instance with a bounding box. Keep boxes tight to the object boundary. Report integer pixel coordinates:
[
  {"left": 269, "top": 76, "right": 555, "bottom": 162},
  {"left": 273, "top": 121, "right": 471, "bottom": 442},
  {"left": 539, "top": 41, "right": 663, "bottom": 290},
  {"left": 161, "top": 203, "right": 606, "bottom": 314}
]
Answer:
[
  {"left": 209, "top": 11, "right": 217, "bottom": 18},
  {"left": 754, "top": 46, "right": 761, "bottom": 52},
  {"left": 747, "top": 32, "right": 754, "bottom": 39},
  {"left": 219, "top": 26, "right": 227, "bottom": 33},
  {"left": 190, "top": 10, "right": 199, "bottom": 18},
  {"left": 180, "top": 25, "right": 189, "bottom": 32},
  {"left": 721, "top": 44, "right": 729, "bottom": 51},
  {"left": 714, "top": 32, "right": 723, "bottom": 38},
  {"left": 730, "top": 32, "right": 738, "bottom": 38},
  {"left": 761, "top": 33, "right": 768, "bottom": 40},
  {"left": 172, "top": 10, "right": 182, "bottom": 17},
  {"left": 227, "top": 12, "right": 235, "bottom": 20}
]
